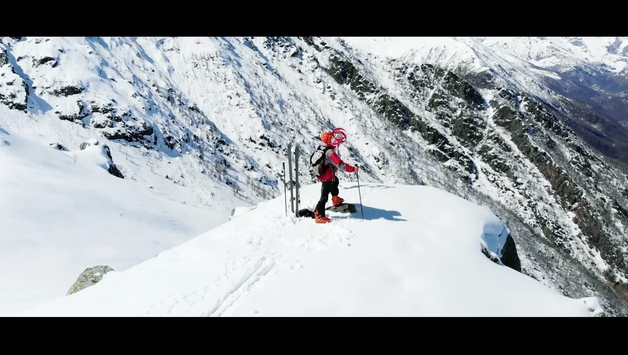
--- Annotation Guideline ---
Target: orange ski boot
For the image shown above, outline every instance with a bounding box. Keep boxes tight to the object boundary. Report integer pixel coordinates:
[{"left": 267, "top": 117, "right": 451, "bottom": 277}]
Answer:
[
  {"left": 315, "top": 210, "right": 331, "bottom": 224},
  {"left": 332, "top": 195, "right": 344, "bottom": 207}
]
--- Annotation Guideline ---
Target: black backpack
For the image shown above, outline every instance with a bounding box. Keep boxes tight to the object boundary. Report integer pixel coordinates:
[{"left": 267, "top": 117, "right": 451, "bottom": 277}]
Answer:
[{"left": 309, "top": 145, "right": 332, "bottom": 177}]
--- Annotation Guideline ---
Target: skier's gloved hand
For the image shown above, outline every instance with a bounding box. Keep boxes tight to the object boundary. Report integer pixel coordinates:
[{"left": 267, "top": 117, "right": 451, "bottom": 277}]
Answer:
[{"left": 345, "top": 164, "right": 356, "bottom": 173}]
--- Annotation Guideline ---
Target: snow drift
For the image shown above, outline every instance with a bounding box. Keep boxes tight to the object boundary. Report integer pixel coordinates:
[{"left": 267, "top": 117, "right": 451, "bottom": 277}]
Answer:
[{"left": 14, "top": 177, "right": 601, "bottom": 316}]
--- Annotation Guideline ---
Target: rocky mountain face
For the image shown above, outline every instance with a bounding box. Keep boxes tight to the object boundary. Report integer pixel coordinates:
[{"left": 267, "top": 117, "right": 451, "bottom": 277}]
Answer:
[
  {"left": 1, "top": 36, "right": 627, "bottom": 315},
  {"left": 413, "top": 36, "right": 628, "bottom": 166}
]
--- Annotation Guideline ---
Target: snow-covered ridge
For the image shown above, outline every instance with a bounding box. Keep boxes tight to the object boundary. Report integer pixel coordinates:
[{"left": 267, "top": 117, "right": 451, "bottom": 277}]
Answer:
[
  {"left": 14, "top": 182, "right": 603, "bottom": 316},
  {"left": 342, "top": 37, "right": 628, "bottom": 75}
]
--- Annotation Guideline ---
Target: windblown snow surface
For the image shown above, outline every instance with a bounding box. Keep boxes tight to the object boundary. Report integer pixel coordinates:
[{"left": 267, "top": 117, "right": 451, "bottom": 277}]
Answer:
[
  {"left": 14, "top": 171, "right": 601, "bottom": 316},
  {"left": 0, "top": 122, "right": 227, "bottom": 316}
]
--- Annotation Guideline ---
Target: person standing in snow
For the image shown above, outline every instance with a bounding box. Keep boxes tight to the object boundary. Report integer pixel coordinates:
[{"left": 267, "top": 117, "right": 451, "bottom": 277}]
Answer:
[{"left": 312, "top": 128, "right": 357, "bottom": 224}]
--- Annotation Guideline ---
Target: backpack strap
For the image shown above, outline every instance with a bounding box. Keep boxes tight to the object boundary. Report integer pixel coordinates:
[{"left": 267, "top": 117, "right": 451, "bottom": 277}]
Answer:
[{"left": 321, "top": 146, "right": 333, "bottom": 169}]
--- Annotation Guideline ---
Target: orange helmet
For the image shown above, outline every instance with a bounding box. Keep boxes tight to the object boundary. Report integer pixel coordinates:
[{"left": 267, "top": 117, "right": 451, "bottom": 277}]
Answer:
[{"left": 320, "top": 131, "right": 332, "bottom": 145}]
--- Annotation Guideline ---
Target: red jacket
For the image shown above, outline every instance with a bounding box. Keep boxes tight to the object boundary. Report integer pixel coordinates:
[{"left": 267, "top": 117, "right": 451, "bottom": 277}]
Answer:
[{"left": 317, "top": 144, "right": 356, "bottom": 182}]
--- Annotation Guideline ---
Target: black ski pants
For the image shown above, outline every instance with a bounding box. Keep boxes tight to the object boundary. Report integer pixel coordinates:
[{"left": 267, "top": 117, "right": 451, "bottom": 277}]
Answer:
[{"left": 315, "top": 177, "right": 339, "bottom": 216}]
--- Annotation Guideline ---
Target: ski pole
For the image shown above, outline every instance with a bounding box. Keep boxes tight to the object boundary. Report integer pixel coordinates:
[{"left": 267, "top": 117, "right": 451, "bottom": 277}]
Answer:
[
  {"left": 288, "top": 142, "right": 294, "bottom": 214},
  {"left": 294, "top": 143, "right": 300, "bottom": 217},
  {"left": 283, "top": 162, "right": 287, "bottom": 217},
  {"left": 356, "top": 167, "right": 364, "bottom": 220}
]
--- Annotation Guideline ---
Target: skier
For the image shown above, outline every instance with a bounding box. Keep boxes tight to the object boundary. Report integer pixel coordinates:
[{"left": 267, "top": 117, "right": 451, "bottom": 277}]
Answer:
[{"left": 312, "top": 128, "right": 357, "bottom": 224}]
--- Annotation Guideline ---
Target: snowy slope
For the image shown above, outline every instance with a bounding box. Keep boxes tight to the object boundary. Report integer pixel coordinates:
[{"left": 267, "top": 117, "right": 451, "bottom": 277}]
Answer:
[
  {"left": 15, "top": 183, "right": 601, "bottom": 316},
  {"left": 0, "top": 121, "right": 228, "bottom": 316}
]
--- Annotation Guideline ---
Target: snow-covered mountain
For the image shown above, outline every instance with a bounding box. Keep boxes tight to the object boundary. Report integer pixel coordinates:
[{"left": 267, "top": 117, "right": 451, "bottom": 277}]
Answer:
[
  {"left": 344, "top": 37, "right": 628, "bottom": 163},
  {"left": 1, "top": 36, "right": 627, "bottom": 316}
]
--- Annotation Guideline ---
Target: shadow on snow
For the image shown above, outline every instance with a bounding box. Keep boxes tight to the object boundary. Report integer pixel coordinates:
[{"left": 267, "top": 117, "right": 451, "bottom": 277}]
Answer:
[{"left": 334, "top": 204, "right": 406, "bottom": 222}]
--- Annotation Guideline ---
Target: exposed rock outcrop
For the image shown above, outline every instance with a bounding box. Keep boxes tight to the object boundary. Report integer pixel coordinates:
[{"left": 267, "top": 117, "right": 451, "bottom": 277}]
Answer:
[
  {"left": 67, "top": 265, "right": 114, "bottom": 295},
  {"left": 49, "top": 142, "right": 68, "bottom": 151},
  {"left": 78, "top": 139, "right": 124, "bottom": 179}
]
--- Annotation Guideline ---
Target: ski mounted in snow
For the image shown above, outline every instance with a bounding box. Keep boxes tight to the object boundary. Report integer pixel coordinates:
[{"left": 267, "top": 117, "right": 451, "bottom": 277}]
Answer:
[{"left": 284, "top": 141, "right": 301, "bottom": 217}]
